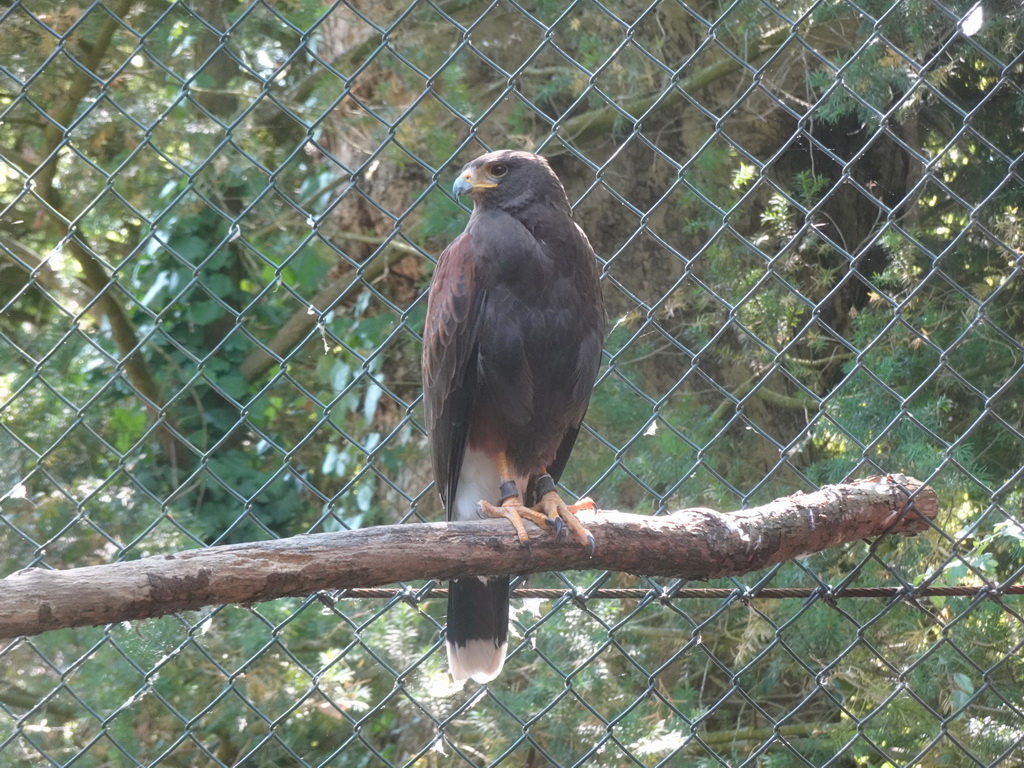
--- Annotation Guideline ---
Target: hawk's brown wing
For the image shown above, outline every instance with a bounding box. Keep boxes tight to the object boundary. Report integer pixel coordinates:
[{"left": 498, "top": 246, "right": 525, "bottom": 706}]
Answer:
[{"left": 421, "top": 231, "right": 484, "bottom": 518}]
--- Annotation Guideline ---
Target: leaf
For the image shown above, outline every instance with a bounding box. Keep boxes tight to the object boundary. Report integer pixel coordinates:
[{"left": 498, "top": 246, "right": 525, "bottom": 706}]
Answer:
[
  {"left": 951, "top": 672, "right": 975, "bottom": 711},
  {"left": 355, "top": 480, "right": 375, "bottom": 513},
  {"left": 330, "top": 361, "right": 353, "bottom": 395},
  {"left": 188, "top": 300, "right": 223, "bottom": 325},
  {"left": 168, "top": 233, "right": 208, "bottom": 265},
  {"left": 363, "top": 377, "right": 384, "bottom": 423},
  {"left": 108, "top": 407, "right": 148, "bottom": 453}
]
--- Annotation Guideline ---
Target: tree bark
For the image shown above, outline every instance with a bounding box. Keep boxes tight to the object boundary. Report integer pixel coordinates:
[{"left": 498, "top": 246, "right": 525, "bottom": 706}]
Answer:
[{"left": 0, "top": 475, "right": 936, "bottom": 639}]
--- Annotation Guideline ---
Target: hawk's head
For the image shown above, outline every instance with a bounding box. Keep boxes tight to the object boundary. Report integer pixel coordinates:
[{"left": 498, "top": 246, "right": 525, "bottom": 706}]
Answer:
[{"left": 453, "top": 150, "right": 570, "bottom": 214}]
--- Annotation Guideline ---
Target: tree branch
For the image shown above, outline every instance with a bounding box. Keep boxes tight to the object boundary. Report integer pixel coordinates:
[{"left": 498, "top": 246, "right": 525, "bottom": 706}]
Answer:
[
  {"left": 556, "top": 27, "right": 791, "bottom": 147},
  {"left": 239, "top": 248, "right": 405, "bottom": 381},
  {"left": 26, "top": 0, "right": 181, "bottom": 459},
  {"left": 0, "top": 475, "right": 937, "bottom": 639}
]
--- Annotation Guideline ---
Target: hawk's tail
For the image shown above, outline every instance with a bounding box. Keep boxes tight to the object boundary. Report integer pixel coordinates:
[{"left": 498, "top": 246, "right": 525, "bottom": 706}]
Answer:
[{"left": 446, "top": 576, "right": 509, "bottom": 683}]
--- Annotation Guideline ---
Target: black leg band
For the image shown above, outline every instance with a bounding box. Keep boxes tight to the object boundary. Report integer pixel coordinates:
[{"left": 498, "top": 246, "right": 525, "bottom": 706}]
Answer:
[
  {"left": 533, "top": 473, "right": 557, "bottom": 498},
  {"left": 499, "top": 479, "right": 519, "bottom": 502}
]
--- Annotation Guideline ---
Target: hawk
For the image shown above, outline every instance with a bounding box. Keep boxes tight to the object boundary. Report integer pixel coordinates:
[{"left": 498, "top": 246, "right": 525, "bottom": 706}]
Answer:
[{"left": 422, "top": 150, "right": 604, "bottom": 683}]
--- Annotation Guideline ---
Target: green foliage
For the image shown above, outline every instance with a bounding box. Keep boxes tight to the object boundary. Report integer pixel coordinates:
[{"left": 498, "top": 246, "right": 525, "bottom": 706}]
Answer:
[{"left": 2, "top": 0, "right": 1024, "bottom": 765}]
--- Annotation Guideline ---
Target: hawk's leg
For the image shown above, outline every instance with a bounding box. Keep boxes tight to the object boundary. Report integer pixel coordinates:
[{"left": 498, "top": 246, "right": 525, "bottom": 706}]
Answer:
[
  {"left": 476, "top": 452, "right": 554, "bottom": 544},
  {"left": 530, "top": 473, "right": 596, "bottom": 553},
  {"left": 476, "top": 456, "right": 595, "bottom": 552}
]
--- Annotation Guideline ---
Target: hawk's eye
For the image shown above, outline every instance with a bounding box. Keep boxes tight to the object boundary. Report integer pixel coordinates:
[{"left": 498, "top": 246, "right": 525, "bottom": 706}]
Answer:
[{"left": 490, "top": 164, "right": 508, "bottom": 178}]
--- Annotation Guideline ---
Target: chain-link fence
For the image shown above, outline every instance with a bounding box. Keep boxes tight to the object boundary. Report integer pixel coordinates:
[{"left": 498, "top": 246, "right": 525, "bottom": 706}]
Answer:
[{"left": 2, "top": 0, "right": 1023, "bottom": 765}]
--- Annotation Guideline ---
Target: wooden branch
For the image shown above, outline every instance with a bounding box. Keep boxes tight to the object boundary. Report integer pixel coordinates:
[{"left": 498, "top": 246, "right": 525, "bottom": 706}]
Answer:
[{"left": 0, "top": 476, "right": 937, "bottom": 639}]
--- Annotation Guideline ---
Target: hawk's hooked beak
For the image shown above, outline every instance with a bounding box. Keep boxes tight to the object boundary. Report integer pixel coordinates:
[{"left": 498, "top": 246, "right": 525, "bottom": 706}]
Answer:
[{"left": 453, "top": 167, "right": 497, "bottom": 197}]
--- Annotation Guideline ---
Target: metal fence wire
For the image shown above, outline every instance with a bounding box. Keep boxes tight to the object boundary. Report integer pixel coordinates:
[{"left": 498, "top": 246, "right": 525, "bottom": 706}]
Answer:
[{"left": 1, "top": 0, "right": 1023, "bottom": 765}]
